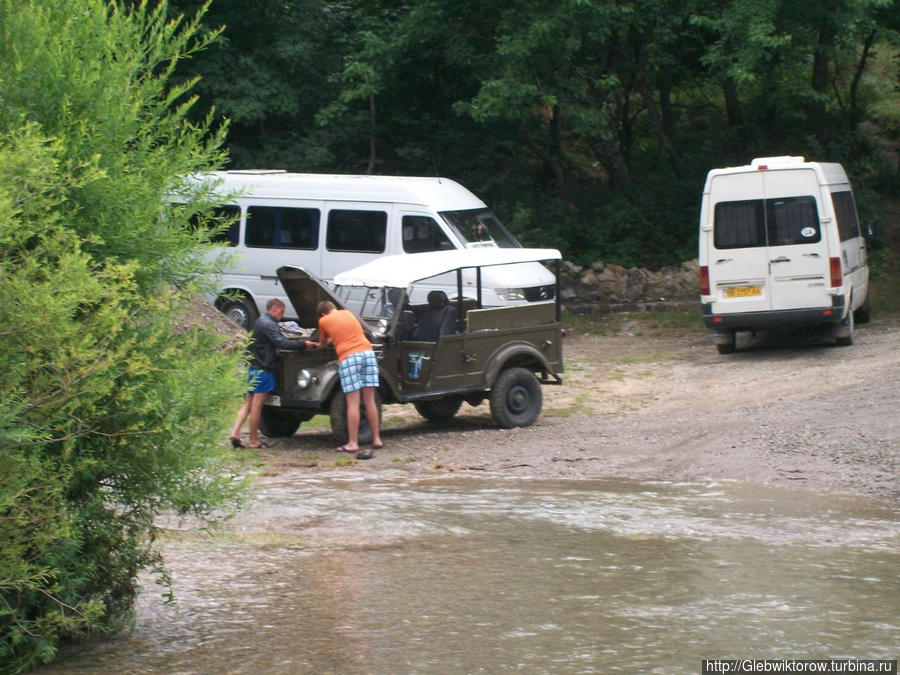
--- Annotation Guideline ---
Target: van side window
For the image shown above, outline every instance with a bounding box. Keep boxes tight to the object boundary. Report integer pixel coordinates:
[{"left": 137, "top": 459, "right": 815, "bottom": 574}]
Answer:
[
  {"left": 327, "top": 210, "right": 387, "bottom": 253},
  {"left": 714, "top": 200, "right": 765, "bottom": 249},
  {"left": 831, "top": 191, "right": 860, "bottom": 241},
  {"left": 767, "top": 196, "right": 820, "bottom": 246},
  {"left": 245, "top": 206, "right": 319, "bottom": 249},
  {"left": 189, "top": 205, "right": 241, "bottom": 246},
  {"left": 402, "top": 216, "right": 455, "bottom": 253}
]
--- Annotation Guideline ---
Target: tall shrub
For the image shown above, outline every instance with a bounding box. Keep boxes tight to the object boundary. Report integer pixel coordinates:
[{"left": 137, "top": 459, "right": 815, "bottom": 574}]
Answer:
[{"left": 0, "top": 2, "right": 246, "bottom": 671}]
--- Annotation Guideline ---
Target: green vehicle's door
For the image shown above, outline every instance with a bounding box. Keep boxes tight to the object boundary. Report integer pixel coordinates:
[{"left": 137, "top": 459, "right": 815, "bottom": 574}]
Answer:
[
  {"left": 398, "top": 333, "right": 472, "bottom": 395},
  {"left": 398, "top": 341, "right": 437, "bottom": 393}
]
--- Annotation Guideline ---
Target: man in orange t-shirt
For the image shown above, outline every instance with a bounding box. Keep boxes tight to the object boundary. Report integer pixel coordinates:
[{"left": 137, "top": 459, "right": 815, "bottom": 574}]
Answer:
[{"left": 315, "top": 300, "right": 383, "bottom": 459}]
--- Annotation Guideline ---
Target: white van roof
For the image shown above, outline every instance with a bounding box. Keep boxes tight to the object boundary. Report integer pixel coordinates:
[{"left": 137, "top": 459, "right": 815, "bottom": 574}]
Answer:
[
  {"left": 705, "top": 156, "right": 850, "bottom": 187},
  {"left": 196, "top": 170, "right": 487, "bottom": 211},
  {"left": 333, "top": 248, "right": 562, "bottom": 288}
]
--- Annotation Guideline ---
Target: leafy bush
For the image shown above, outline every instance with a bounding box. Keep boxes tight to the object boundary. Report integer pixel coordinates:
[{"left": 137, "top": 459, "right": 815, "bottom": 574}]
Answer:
[{"left": 0, "top": 2, "right": 246, "bottom": 671}]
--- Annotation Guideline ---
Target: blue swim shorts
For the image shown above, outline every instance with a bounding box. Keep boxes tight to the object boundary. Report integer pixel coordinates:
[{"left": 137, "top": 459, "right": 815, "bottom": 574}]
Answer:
[
  {"left": 247, "top": 367, "right": 276, "bottom": 394},
  {"left": 338, "top": 350, "right": 379, "bottom": 393}
]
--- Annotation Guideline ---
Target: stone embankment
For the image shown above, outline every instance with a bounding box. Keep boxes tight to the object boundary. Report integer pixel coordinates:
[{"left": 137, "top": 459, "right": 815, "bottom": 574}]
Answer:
[{"left": 559, "top": 258, "right": 699, "bottom": 314}]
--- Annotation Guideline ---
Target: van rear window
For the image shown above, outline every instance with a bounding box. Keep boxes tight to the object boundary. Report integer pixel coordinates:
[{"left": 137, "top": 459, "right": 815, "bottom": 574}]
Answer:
[
  {"left": 714, "top": 200, "right": 765, "bottom": 249},
  {"left": 714, "top": 197, "right": 820, "bottom": 249},
  {"left": 245, "top": 206, "right": 319, "bottom": 249},
  {"left": 766, "top": 196, "right": 820, "bottom": 246}
]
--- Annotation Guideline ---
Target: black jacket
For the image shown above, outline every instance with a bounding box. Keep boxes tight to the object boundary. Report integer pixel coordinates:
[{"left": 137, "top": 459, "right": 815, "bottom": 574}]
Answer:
[{"left": 249, "top": 312, "right": 306, "bottom": 372}]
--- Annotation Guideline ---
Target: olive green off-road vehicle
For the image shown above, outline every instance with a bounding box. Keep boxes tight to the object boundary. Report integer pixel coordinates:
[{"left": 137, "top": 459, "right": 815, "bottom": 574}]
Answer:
[{"left": 258, "top": 248, "right": 564, "bottom": 444}]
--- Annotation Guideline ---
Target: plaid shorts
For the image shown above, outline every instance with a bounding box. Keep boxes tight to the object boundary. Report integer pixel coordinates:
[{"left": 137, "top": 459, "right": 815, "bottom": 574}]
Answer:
[{"left": 338, "top": 350, "right": 379, "bottom": 393}]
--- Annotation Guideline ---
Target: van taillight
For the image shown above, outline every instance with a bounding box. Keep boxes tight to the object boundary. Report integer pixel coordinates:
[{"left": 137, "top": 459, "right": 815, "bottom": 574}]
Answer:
[
  {"left": 700, "top": 266, "right": 710, "bottom": 296},
  {"left": 829, "top": 257, "right": 842, "bottom": 287}
]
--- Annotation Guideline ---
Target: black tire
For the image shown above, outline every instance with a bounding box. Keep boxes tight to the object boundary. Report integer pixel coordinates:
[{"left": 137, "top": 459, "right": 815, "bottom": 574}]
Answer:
[
  {"left": 715, "top": 331, "right": 736, "bottom": 355},
  {"left": 854, "top": 292, "right": 871, "bottom": 324},
  {"left": 259, "top": 408, "right": 306, "bottom": 438},
  {"left": 220, "top": 294, "right": 259, "bottom": 330},
  {"left": 414, "top": 397, "right": 463, "bottom": 422},
  {"left": 489, "top": 367, "right": 542, "bottom": 429},
  {"left": 835, "top": 308, "right": 855, "bottom": 346},
  {"left": 329, "top": 388, "right": 383, "bottom": 445}
]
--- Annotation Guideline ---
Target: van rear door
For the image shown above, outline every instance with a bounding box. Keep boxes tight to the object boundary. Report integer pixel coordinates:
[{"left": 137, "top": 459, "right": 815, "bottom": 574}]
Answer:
[
  {"left": 708, "top": 168, "right": 829, "bottom": 315},
  {"left": 761, "top": 169, "right": 830, "bottom": 311},
  {"left": 707, "top": 171, "right": 770, "bottom": 314}
]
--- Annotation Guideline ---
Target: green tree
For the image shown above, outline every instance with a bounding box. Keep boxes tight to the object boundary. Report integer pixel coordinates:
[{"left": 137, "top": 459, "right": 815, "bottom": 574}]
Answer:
[
  {"left": 167, "top": 0, "right": 900, "bottom": 266},
  {"left": 0, "top": 2, "right": 246, "bottom": 671},
  {"left": 168, "top": 0, "right": 346, "bottom": 169}
]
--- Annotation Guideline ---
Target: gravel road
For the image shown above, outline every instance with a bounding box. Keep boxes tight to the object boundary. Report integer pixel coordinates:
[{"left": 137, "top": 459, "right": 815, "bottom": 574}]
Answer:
[{"left": 259, "top": 313, "right": 900, "bottom": 503}]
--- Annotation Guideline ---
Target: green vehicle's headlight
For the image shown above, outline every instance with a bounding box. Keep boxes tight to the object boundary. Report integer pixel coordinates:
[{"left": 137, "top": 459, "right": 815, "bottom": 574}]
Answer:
[{"left": 296, "top": 369, "right": 313, "bottom": 389}]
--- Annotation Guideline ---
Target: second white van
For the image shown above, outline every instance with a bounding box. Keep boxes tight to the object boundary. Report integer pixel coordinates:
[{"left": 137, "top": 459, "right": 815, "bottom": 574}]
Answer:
[
  {"left": 194, "top": 170, "right": 557, "bottom": 328},
  {"left": 698, "top": 156, "right": 871, "bottom": 353}
]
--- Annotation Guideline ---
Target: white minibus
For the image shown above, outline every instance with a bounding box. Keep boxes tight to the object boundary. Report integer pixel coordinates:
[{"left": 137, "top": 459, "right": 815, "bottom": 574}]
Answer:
[
  {"left": 194, "top": 170, "right": 556, "bottom": 328},
  {"left": 699, "top": 156, "right": 870, "bottom": 353}
]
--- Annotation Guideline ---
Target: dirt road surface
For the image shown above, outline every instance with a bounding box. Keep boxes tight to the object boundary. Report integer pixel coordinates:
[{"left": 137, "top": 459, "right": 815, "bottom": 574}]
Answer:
[{"left": 256, "top": 313, "right": 900, "bottom": 503}]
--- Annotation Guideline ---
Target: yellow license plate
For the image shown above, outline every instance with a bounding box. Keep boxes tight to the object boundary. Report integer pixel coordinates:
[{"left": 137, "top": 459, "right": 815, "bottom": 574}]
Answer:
[{"left": 723, "top": 286, "right": 761, "bottom": 298}]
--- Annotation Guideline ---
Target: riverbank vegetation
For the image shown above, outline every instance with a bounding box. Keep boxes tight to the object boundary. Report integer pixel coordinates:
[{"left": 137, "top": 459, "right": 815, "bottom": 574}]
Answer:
[{"left": 0, "top": 2, "right": 246, "bottom": 671}]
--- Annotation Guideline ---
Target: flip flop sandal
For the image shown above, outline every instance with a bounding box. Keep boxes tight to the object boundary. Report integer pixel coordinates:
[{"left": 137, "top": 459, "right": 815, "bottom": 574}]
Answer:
[
  {"left": 229, "top": 437, "right": 244, "bottom": 448},
  {"left": 248, "top": 440, "right": 274, "bottom": 449}
]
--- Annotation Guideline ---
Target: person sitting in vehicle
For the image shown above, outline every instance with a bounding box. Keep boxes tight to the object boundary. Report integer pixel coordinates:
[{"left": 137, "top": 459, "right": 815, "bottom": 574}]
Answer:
[{"left": 412, "top": 290, "right": 458, "bottom": 341}]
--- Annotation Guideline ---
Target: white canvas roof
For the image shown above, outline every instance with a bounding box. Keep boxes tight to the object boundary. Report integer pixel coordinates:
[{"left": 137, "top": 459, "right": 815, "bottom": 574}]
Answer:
[{"left": 333, "top": 248, "right": 562, "bottom": 288}]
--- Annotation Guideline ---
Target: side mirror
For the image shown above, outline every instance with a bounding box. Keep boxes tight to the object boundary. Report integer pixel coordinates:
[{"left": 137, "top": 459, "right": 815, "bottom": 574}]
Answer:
[{"left": 864, "top": 218, "right": 877, "bottom": 239}]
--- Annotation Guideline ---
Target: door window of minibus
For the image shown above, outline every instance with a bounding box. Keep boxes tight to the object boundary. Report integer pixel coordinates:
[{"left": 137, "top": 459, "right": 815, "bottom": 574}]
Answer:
[
  {"left": 326, "top": 210, "right": 387, "bottom": 252},
  {"left": 402, "top": 215, "right": 455, "bottom": 253}
]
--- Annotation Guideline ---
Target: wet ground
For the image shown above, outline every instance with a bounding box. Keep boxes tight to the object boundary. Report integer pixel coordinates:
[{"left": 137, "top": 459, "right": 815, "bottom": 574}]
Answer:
[
  {"left": 40, "top": 313, "right": 900, "bottom": 673},
  {"left": 43, "top": 474, "right": 899, "bottom": 674}
]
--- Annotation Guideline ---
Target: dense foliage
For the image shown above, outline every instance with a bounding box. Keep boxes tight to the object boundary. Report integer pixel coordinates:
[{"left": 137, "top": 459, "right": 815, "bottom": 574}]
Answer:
[
  {"left": 0, "top": 2, "right": 245, "bottom": 671},
  {"left": 170, "top": 0, "right": 900, "bottom": 267}
]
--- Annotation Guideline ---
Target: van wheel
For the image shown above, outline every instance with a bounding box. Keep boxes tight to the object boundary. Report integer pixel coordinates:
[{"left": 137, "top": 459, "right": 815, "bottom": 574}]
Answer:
[
  {"left": 329, "top": 389, "right": 382, "bottom": 445},
  {"left": 854, "top": 292, "right": 871, "bottom": 324},
  {"left": 835, "top": 309, "right": 855, "bottom": 346},
  {"left": 260, "top": 408, "right": 306, "bottom": 438},
  {"left": 490, "top": 367, "right": 542, "bottom": 429},
  {"left": 715, "top": 331, "right": 736, "bottom": 355},
  {"left": 414, "top": 397, "right": 463, "bottom": 422},
  {"left": 220, "top": 295, "right": 258, "bottom": 330}
]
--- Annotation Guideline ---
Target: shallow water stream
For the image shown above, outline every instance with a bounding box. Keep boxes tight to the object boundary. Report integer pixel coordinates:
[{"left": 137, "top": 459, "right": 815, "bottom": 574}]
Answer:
[{"left": 43, "top": 474, "right": 899, "bottom": 674}]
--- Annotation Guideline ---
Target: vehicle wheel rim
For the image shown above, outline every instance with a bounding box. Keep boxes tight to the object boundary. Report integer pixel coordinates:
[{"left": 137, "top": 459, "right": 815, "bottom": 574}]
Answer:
[
  {"left": 226, "top": 306, "right": 248, "bottom": 327},
  {"left": 507, "top": 385, "right": 530, "bottom": 413}
]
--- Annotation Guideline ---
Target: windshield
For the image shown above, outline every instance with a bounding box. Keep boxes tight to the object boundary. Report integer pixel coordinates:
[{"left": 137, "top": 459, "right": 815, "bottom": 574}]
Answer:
[
  {"left": 334, "top": 284, "right": 403, "bottom": 321},
  {"left": 439, "top": 208, "right": 521, "bottom": 249}
]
